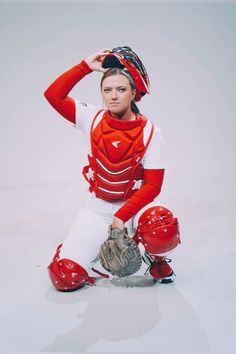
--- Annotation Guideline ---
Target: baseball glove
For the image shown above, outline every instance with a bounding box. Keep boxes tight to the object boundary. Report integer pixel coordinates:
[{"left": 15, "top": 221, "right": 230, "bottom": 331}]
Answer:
[{"left": 99, "top": 225, "right": 142, "bottom": 277}]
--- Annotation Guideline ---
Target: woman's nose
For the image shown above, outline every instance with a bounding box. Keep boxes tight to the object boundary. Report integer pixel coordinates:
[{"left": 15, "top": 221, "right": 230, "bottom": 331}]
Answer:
[{"left": 111, "top": 90, "right": 118, "bottom": 100}]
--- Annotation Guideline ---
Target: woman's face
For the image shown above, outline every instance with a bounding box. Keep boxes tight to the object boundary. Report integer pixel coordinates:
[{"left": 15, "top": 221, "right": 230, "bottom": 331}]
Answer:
[{"left": 101, "top": 74, "right": 136, "bottom": 116}]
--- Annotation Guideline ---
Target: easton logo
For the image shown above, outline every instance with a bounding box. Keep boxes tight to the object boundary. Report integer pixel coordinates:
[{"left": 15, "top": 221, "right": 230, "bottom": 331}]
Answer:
[{"left": 112, "top": 141, "right": 121, "bottom": 148}]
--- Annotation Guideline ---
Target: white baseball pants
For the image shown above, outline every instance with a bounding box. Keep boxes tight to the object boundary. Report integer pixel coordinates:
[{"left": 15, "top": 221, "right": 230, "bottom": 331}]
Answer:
[{"left": 59, "top": 192, "right": 166, "bottom": 275}]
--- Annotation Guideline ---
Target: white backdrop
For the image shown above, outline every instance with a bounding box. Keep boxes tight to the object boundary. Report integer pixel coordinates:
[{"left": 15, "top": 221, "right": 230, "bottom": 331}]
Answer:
[
  {"left": 1, "top": 1, "right": 235, "bottom": 192},
  {"left": 0, "top": 1, "right": 236, "bottom": 353}
]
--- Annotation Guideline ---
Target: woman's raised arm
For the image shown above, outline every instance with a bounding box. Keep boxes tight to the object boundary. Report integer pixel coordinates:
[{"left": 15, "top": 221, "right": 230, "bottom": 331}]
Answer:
[{"left": 44, "top": 60, "right": 92, "bottom": 123}]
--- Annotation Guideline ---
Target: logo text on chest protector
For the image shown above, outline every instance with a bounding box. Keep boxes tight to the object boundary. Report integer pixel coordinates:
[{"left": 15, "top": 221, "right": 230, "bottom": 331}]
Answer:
[{"left": 112, "top": 141, "right": 121, "bottom": 148}]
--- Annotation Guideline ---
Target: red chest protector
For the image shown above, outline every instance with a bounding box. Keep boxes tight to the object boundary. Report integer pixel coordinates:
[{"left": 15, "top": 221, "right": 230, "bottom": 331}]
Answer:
[{"left": 83, "top": 110, "right": 154, "bottom": 201}]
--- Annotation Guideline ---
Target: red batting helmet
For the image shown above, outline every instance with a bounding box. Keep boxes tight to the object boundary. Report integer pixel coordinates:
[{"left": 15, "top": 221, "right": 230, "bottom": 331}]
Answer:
[
  {"left": 137, "top": 206, "right": 180, "bottom": 254},
  {"left": 102, "top": 46, "right": 150, "bottom": 102}
]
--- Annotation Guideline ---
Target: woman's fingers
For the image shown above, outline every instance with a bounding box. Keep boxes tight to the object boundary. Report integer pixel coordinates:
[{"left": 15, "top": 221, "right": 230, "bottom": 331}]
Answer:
[
  {"left": 85, "top": 48, "right": 112, "bottom": 71},
  {"left": 100, "top": 48, "right": 111, "bottom": 53},
  {"left": 97, "top": 49, "right": 111, "bottom": 59}
]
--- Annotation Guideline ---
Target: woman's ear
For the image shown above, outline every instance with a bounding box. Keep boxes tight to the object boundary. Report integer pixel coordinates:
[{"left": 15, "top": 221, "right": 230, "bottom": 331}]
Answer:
[{"left": 132, "top": 89, "right": 136, "bottom": 100}]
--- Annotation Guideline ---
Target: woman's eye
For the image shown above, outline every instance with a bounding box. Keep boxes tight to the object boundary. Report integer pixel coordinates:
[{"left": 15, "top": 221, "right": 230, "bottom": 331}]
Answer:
[
  {"left": 118, "top": 88, "right": 126, "bottom": 92},
  {"left": 104, "top": 89, "right": 111, "bottom": 93}
]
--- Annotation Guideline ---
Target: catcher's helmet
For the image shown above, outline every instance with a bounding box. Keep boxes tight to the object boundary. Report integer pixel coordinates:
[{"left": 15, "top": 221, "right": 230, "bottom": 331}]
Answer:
[
  {"left": 48, "top": 244, "right": 96, "bottom": 291},
  {"left": 102, "top": 46, "right": 150, "bottom": 102},
  {"left": 137, "top": 206, "right": 180, "bottom": 254}
]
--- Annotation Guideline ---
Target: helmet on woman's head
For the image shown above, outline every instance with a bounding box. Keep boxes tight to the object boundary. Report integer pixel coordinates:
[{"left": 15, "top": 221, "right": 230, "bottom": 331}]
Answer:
[{"left": 102, "top": 46, "right": 150, "bottom": 102}]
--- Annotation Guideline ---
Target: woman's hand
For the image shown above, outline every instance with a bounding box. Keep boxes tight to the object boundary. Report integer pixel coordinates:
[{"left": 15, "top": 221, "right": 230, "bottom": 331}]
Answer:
[
  {"left": 85, "top": 48, "right": 111, "bottom": 72},
  {"left": 112, "top": 216, "right": 125, "bottom": 231}
]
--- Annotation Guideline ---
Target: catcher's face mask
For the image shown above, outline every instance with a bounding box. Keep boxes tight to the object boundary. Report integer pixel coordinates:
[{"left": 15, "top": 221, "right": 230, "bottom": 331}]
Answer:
[{"left": 102, "top": 46, "right": 150, "bottom": 102}]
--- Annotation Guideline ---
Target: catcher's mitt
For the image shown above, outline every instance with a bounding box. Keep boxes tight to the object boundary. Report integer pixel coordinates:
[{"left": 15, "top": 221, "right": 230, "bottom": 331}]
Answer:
[{"left": 99, "top": 226, "right": 142, "bottom": 277}]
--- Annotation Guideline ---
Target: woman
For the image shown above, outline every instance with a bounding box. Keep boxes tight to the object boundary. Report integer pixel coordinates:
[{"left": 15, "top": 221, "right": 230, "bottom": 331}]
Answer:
[{"left": 44, "top": 47, "right": 180, "bottom": 291}]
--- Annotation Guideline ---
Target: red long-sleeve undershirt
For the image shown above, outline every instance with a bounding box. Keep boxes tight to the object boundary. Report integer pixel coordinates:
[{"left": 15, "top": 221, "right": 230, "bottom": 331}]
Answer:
[{"left": 44, "top": 60, "right": 165, "bottom": 222}]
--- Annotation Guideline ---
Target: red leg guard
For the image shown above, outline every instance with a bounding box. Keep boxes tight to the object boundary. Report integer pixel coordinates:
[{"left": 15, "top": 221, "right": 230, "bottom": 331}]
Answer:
[
  {"left": 48, "top": 244, "right": 96, "bottom": 291},
  {"left": 136, "top": 205, "right": 180, "bottom": 254},
  {"left": 132, "top": 230, "right": 140, "bottom": 244}
]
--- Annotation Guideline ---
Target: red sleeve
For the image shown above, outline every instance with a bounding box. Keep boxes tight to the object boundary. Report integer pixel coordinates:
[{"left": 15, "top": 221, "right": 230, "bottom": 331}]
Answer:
[
  {"left": 114, "top": 169, "right": 165, "bottom": 222},
  {"left": 44, "top": 60, "right": 92, "bottom": 124}
]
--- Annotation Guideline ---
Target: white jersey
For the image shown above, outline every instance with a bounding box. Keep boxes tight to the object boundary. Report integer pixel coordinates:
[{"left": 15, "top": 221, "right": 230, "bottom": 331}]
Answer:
[{"left": 73, "top": 99, "right": 165, "bottom": 170}]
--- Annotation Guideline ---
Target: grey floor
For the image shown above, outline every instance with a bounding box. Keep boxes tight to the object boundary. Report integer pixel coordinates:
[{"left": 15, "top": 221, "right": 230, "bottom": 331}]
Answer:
[{"left": 0, "top": 183, "right": 235, "bottom": 353}]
